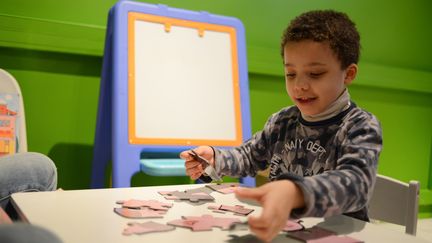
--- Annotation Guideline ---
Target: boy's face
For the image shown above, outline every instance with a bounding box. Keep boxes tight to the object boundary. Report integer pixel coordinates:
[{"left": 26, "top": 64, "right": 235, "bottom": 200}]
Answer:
[{"left": 283, "top": 40, "right": 356, "bottom": 116}]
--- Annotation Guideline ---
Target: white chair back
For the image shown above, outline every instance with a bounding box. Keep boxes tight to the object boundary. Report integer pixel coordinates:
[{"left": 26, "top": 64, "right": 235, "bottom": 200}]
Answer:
[
  {"left": 369, "top": 174, "right": 419, "bottom": 235},
  {"left": 0, "top": 68, "right": 27, "bottom": 155}
]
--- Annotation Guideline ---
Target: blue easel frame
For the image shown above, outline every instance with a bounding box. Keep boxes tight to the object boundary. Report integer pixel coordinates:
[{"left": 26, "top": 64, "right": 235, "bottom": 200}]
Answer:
[{"left": 91, "top": 1, "right": 254, "bottom": 188}]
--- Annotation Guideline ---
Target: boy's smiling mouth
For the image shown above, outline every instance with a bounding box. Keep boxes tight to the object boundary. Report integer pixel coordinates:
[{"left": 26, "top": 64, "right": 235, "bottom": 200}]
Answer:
[{"left": 296, "top": 97, "right": 317, "bottom": 104}]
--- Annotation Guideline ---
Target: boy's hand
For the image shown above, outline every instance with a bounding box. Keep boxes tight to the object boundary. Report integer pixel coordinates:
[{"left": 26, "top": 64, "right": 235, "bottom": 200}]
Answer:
[
  {"left": 234, "top": 180, "right": 305, "bottom": 242},
  {"left": 180, "top": 146, "right": 215, "bottom": 180}
]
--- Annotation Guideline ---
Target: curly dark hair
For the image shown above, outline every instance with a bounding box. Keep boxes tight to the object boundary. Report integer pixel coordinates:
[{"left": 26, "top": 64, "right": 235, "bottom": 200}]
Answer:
[{"left": 281, "top": 10, "right": 360, "bottom": 69}]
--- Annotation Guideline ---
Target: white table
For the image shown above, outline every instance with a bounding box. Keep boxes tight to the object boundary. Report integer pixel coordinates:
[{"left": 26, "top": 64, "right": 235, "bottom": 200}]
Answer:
[{"left": 11, "top": 184, "right": 429, "bottom": 243}]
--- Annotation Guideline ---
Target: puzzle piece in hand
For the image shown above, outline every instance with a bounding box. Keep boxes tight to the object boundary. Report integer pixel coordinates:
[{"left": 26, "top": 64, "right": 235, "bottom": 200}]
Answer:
[
  {"left": 167, "top": 214, "right": 241, "bottom": 231},
  {"left": 208, "top": 204, "right": 254, "bottom": 216},
  {"left": 286, "top": 226, "right": 336, "bottom": 242},
  {"left": 122, "top": 221, "right": 175, "bottom": 235},
  {"left": 116, "top": 199, "right": 173, "bottom": 211},
  {"left": 206, "top": 183, "right": 239, "bottom": 194},
  {"left": 114, "top": 207, "right": 166, "bottom": 219},
  {"left": 158, "top": 191, "right": 214, "bottom": 203},
  {"left": 282, "top": 219, "right": 305, "bottom": 232}
]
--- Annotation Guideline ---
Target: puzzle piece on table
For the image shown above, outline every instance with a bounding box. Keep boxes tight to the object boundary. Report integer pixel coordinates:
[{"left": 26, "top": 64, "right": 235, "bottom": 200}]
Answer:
[
  {"left": 308, "top": 235, "right": 364, "bottom": 243},
  {"left": 122, "top": 221, "right": 175, "bottom": 235},
  {"left": 158, "top": 191, "right": 214, "bottom": 204},
  {"left": 282, "top": 219, "right": 305, "bottom": 232},
  {"left": 206, "top": 183, "right": 239, "bottom": 194},
  {"left": 116, "top": 199, "right": 173, "bottom": 211},
  {"left": 114, "top": 207, "right": 166, "bottom": 219},
  {"left": 167, "top": 214, "right": 241, "bottom": 231},
  {"left": 185, "top": 186, "right": 214, "bottom": 195},
  {"left": 208, "top": 204, "right": 254, "bottom": 216},
  {"left": 228, "top": 219, "right": 305, "bottom": 232},
  {"left": 228, "top": 221, "right": 249, "bottom": 231},
  {"left": 286, "top": 226, "right": 336, "bottom": 242}
]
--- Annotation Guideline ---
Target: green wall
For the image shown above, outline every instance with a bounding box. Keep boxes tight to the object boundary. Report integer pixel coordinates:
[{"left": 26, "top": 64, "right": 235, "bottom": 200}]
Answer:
[{"left": 0, "top": 0, "right": 431, "bottom": 217}]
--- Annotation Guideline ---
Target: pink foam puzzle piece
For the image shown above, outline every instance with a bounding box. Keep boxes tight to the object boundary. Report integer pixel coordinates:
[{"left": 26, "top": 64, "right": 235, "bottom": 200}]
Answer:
[
  {"left": 158, "top": 191, "right": 214, "bottom": 203},
  {"left": 116, "top": 199, "right": 173, "bottom": 211},
  {"left": 168, "top": 218, "right": 213, "bottom": 231},
  {"left": 208, "top": 205, "right": 227, "bottom": 214},
  {"left": 208, "top": 204, "right": 254, "bottom": 216},
  {"left": 282, "top": 219, "right": 305, "bottom": 232},
  {"left": 206, "top": 183, "right": 239, "bottom": 194},
  {"left": 287, "top": 226, "right": 336, "bottom": 242},
  {"left": 220, "top": 205, "right": 254, "bottom": 216},
  {"left": 168, "top": 214, "right": 241, "bottom": 231},
  {"left": 122, "top": 221, "right": 175, "bottom": 235},
  {"left": 114, "top": 207, "right": 166, "bottom": 219}
]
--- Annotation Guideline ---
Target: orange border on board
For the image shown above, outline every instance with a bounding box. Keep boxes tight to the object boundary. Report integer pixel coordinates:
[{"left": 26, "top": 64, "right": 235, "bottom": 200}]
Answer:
[{"left": 128, "top": 12, "right": 243, "bottom": 146}]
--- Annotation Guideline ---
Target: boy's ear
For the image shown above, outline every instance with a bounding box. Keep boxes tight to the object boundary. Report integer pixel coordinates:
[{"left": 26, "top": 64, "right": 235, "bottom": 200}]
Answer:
[{"left": 344, "top": 64, "right": 358, "bottom": 85}]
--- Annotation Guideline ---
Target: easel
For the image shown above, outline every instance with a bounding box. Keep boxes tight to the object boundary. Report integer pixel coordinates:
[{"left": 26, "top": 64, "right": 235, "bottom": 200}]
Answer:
[{"left": 91, "top": 1, "right": 254, "bottom": 188}]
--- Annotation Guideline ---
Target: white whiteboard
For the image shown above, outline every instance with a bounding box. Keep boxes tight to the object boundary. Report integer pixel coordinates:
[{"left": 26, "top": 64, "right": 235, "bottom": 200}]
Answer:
[{"left": 132, "top": 18, "right": 240, "bottom": 144}]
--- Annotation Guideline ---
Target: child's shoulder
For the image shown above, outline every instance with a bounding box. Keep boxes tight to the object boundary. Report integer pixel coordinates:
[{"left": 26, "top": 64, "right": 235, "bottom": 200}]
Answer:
[{"left": 345, "top": 103, "right": 381, "bottom": 129}]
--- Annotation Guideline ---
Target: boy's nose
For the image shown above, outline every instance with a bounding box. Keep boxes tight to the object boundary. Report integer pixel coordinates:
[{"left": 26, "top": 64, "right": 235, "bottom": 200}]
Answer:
[{"left": 294, "top": 77, "right": 309, "bottom": 90}]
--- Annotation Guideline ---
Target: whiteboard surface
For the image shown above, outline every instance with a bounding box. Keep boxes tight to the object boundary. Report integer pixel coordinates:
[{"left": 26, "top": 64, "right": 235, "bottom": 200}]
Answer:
[{"left": 133, "top": 20, "right": 237, "bottom": 141}]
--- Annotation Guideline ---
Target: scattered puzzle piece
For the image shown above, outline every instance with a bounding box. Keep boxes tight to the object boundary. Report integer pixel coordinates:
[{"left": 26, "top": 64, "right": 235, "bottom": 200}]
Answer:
[
  {"left": 286, "top": 226, "right": 336, "bottom": 242},
  {"left": 167, "top": 214, "right": 241, "bottom": 231},
  {"left": 185, "top": 186, "right": 214, "bottom": 195},
  {"left": 208, "top": 204, "right": 254, "bottom": 216},
  {"left": 114, "top": 207, "right": 166, "bottom": 219},
  {"left": 158, "top": 191, "right": 214, "bottom": 204},
  {"left": 122, "top": 221, "right": 175, "bottom": 235},
  {"left": 282, "top": 219, "right": 305, "bottom": 232},
  {"left": 116, "top": 199, "right": 173, "bottom": 211},
  {"left": 228, "top": 219, "right": 305, "bottom": 232},
  {"left": 206, "top": 183, "right": 239, "bottom": 194},
  {"left": 228, "top": 221, "right": 249, "bottom": 231}
]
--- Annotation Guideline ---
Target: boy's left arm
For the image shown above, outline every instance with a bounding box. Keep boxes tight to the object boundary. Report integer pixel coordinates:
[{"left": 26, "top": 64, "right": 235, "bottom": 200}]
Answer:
[{"left": 287, "top": 115, "right": 383, "bottom": 218}]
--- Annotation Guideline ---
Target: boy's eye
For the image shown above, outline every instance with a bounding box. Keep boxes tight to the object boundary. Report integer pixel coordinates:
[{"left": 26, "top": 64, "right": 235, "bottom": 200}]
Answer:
[
  {"left": 286, "top": 73, "right": 296, "bottom": 79},
  {"left": 309, "top": 72, "right": 326, "bottom": 78}
]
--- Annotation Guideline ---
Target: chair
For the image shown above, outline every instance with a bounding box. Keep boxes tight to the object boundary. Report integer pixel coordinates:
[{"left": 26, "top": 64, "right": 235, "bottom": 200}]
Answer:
[
  {"left": 0, "top": 69, "right": 27, "bottom": 155},
  {"left": 368, "top": 174, "right": 419, "bottom": 235}
]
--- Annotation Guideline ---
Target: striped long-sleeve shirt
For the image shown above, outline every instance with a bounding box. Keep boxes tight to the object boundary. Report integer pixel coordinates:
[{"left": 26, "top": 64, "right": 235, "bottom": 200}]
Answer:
[{"left": 214, "top": 102, "right": 382, "bottom": 221}]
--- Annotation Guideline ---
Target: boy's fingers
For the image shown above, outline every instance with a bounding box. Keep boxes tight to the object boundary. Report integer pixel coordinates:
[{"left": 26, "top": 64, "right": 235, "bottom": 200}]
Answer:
[
  {"left": 179, "top": 150, "right": 193, "bottom": 160},
  {"left": 185, "top": 161, "right": 201, "bottom": 169},
  {"left": 247, "top": 195, "right": 277, "bottom": 228},
  {"left": 186, "top": 165, "right": 203, "bottom": 176},
  {"left": 234, "top": 187, "right": 264, "bottom": 201},
  {"left": 248, "top": 226, "right": 269, "bottom": 242},
  {"left": 248, "top": 214, "right": 270, "bottom": 229},
  {"left": 248, "top": 215, "right": 280, "bottom": 242},
  {"left": 193, "top": 146, "right": 209, "bottom": 155},
  {"left": 191, "top": 172, "right": 202, "bottom": 180}
]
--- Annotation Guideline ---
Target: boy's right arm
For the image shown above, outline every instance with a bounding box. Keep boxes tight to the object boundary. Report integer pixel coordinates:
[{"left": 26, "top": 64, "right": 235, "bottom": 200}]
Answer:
[{"left": 212, "top": 111, "right": 282, "bottom": 178}]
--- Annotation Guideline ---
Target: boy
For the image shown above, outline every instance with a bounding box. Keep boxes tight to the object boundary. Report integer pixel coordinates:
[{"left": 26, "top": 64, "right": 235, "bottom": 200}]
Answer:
[{"left": 181, "top": 10, "right": 382, "bottom": 242}]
